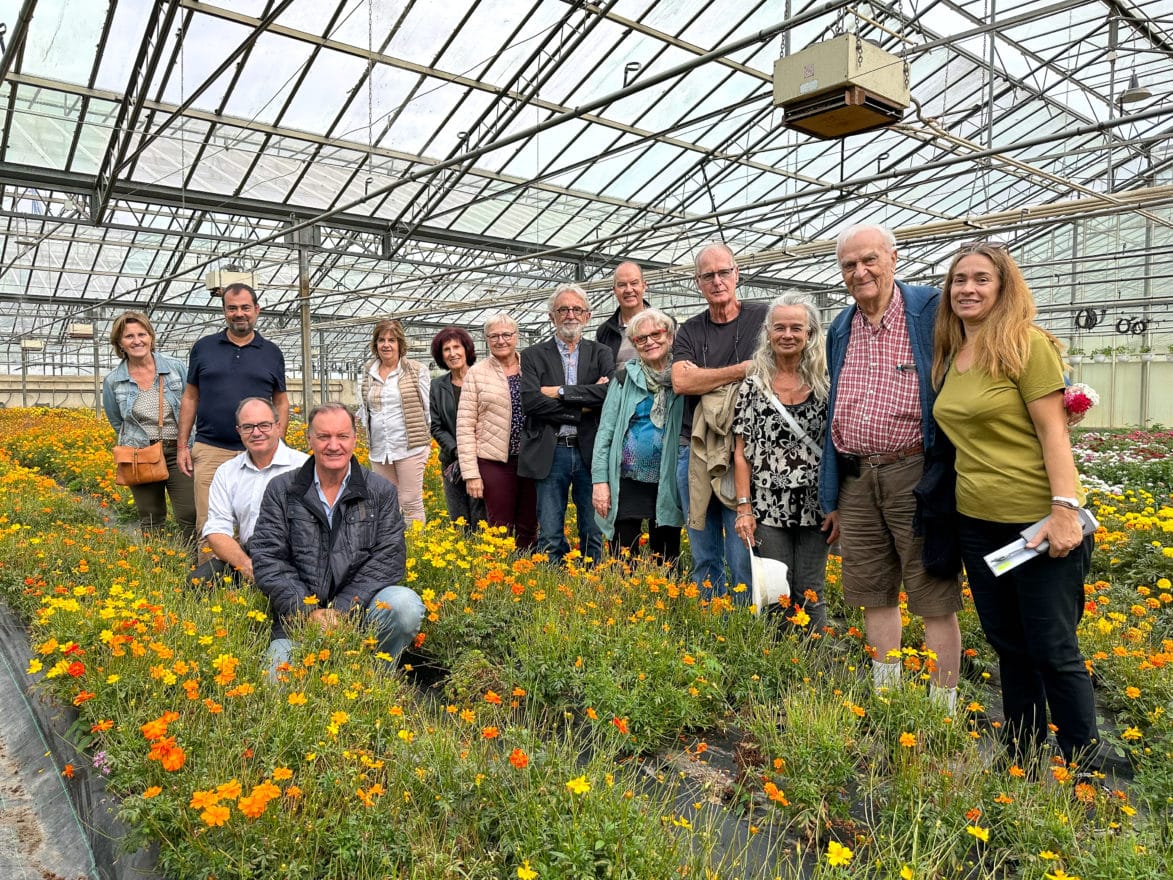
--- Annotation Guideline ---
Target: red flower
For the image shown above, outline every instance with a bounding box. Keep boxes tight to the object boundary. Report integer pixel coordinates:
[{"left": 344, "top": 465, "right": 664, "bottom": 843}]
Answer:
[
  {"left": 1065, "top": 391, "right": 1093, "bottom": 414},
  {"left": 611, "top": 717, "right": 630, "bottom": 735},
  {"left": 66, "top": 661, "right": 85, "bottom": 678}
]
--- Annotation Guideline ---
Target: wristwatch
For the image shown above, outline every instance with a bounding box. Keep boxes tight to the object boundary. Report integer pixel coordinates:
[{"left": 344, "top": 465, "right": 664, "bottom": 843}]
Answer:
[
  {"left": 736, "top": 496, "right": 751, "bottom": 505},
  {"left": 557, "top": 386, "right": 565, "bottom": 398}
]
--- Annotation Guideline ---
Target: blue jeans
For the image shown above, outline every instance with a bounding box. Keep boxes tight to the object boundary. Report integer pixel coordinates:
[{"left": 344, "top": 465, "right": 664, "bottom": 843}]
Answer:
[
  {"left": 267, "top": 585, "right": 425, "bottom": 679},
  {"left": 676, "top": 445, "right": 752, "bottom": 604},
  {"left": 958, "top": 515, "right": 1097, "bottom": 765},
  {"left": 536, "top": 443, "right": 603, "bottom": 564}
]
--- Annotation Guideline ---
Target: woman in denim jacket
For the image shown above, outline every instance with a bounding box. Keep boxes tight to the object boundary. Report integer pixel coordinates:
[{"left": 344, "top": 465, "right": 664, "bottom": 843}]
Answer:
[{"left": 102, "top": 311, "right": 196, "bottom": 542}]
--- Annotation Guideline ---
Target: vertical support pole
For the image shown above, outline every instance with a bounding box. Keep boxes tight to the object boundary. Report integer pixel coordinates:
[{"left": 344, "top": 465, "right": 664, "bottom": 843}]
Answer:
[
  {"left": 93, "top": 336, "right": 101, "bottom": 416},
  {"left": 298, "top": 236, "right": 314, "bottom": 418},
  {"left": 986, "top": 0, "right": 996, "bottom": 151},
  {"left": 783, "top": 0, "right": 791, "bottom": 55},
  {"left": 318, "top": 329, "right": 329, "bottom": 403},
  {"left": 21, "top": 347, "right": 29, "bottom": 408},
  {"left": 1139, "top": 181, "right": 1153, "bottom": 426}
]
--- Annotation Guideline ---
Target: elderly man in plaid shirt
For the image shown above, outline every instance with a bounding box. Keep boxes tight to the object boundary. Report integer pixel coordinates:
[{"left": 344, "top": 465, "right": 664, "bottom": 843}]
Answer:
[{"left": 818, "top": 224, "right": 962, "bottom": 713}]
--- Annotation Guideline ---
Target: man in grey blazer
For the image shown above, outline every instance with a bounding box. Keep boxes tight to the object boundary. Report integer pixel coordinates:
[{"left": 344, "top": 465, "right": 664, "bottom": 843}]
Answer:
[{"left": 520, "top": 284, "right": 615, "bottom": 564}]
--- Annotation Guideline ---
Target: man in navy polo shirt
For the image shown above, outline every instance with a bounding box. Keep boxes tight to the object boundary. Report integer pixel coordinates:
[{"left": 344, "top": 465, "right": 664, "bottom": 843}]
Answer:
[{"left": 177, "top": 282, "right": 289, "bottom": 542}]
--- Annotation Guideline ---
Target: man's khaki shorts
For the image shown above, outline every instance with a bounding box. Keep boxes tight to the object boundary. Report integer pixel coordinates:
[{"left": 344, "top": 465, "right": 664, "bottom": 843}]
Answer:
[{"left": 837, "top": 454, "right": 961, "bottom": 617}]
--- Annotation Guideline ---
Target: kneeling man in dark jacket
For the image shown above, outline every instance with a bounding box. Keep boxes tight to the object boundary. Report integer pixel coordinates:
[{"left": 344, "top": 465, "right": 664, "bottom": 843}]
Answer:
[{"left": 251, "top": 403, "right": 425, "bottom": 678}]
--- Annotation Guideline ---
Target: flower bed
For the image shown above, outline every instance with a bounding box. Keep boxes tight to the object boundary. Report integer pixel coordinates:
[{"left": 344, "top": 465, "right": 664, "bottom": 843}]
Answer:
[{"left": 0, "top": 409, "right": 1169, "bottom": 879}]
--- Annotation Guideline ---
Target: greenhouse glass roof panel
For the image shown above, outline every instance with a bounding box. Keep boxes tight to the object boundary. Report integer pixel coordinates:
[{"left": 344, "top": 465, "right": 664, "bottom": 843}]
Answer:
[{"left": 2, "top": 0, "right": 1172, "bottom": 368}]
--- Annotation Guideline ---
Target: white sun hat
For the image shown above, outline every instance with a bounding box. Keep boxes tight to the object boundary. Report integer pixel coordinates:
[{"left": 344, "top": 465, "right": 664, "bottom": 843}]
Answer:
[{"left": 750, "top": 553, "right": 790, "bottom": 614}]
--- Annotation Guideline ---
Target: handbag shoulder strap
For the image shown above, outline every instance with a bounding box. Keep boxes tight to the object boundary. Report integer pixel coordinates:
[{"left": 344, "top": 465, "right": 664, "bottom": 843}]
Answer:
[
  {"left": 751, "top": 376, "right": 822, "bottom": 458},
  {"left": 157, "top": 373, "right": 165, "bottom": 433}
]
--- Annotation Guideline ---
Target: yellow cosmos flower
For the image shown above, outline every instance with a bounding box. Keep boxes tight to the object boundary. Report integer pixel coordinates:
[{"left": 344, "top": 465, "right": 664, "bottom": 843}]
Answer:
[
  {"left": 565, "top": 775, "right": 591, "bottom": 795},
  {"left": 825, "top": 840, "right": 853, "bottom": 867},
  {"left": 966, "top": 824, "right": 990, "bottom": 843}
]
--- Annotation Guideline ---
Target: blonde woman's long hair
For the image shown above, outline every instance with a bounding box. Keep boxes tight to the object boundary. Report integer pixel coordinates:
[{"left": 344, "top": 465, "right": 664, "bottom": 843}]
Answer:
[
  {"left": 747, "top": 293, "right": 829, "bottom": 400},
  {"left": 931, "top": 244, "right": 1063, "bottom": 389}
]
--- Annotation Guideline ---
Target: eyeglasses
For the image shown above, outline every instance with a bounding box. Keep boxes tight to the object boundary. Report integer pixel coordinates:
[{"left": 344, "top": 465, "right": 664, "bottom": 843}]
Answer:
[
  {"left": 632, "top": 328, "right": 668, "bottom": 346},
  {"left": 554, "top": 306, "right": 589, "bottom": 317},
  {"left": 237, "top": 421, "right": 275, "bottom": 435},
  {"left": 487, "top": 331, "right": 517, "bottom": 342},
  {"left": 696, "top": 267, "right": 736, "bottom": 285}
]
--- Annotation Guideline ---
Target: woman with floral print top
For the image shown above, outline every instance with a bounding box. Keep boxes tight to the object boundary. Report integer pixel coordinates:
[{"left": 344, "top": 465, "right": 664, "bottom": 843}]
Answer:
[{"left": 732, "top": 293, "right": 832, "bottom": 631}]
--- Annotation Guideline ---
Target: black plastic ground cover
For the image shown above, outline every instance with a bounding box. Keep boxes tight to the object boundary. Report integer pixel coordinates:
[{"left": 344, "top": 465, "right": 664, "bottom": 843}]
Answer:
[{"left": 0, "top": 602, "right": 161, "bottom": 880}]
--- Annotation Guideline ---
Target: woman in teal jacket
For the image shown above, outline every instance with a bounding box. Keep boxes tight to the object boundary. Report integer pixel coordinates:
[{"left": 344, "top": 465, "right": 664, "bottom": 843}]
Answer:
[{"left": 591, "top": 308, "right": 683, "bottom": 562}]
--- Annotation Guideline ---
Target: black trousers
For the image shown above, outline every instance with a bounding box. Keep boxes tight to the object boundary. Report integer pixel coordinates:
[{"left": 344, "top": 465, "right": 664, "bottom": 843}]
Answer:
[
  {"left": 612, "top": 518, "right": 681, "bottom": 565},
  {"left": 958, "top": 514, "right": 1097, "bottom": 765}
]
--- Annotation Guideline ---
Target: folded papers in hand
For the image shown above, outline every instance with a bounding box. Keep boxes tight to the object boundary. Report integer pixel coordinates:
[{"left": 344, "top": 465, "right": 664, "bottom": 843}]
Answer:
[{"left": 983, "top": 508, "right": 1098, "bottom": 577}]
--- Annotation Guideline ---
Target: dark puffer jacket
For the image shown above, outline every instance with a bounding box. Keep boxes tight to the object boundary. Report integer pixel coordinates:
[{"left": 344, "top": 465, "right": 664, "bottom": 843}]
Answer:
[{"left": 251, "top": 456, "right": 406, "bottom": 640}]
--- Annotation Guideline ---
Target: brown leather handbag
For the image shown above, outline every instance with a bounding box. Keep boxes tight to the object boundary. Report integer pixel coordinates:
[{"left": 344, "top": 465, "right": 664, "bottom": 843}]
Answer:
[{"left": 113, "top": 375, "right": 170, "bottom": 486}]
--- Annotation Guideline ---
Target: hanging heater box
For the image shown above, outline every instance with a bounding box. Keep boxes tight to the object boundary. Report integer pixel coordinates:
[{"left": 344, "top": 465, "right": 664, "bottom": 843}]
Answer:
[{"left": 773, "top": 34, "right": 910, "bottom": 139}]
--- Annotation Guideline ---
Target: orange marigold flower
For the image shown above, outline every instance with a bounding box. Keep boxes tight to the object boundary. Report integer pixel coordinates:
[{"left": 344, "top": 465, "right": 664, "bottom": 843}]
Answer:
[
  {"left": 255, "top": 781, "right": 280, "bottom": 800},
  {"left": 272, "top": 767, "right": 293, "bottom": 781},
  {"left": 509, "top": 748, "right": 529, "bottom": 769},
  {"left": 217, "top": 779, "right": 243, "bottom": 799},
  {"left": 142, "top": 786, "right": 162, "bottom": 799},
  {"left": 161, "top": 745, "right": 187, "bottom": 772},
  {"left": 200, "top": 804, "right": 230, "bottom": 827},
  {"left": 90, "top": 719, "right": 114, "bottom": 733},
  {"left": 763, "top": 781, "right": 788, "bottom": 805},
  {"left": 236, "top": 794, "right": 268, "bottom": 819},
  {"left": 481, "top": 726, "right": 500, "bottom": 739},
  {"left": 899, "top": 732, "right": 917, "bottom": 748},
  {"left": 611, "top": 717, "right": 630, "bottom": 735},
  {"left": 140, "top": 710, "right": 179, "bottom": 741},
  {"left": 62, "top": 764, "right": 75, "bottom": 779},
  {"left": 190, "top": 789, "right": 220, "bottom": 810},
  {"left": 484, "top": 690, "right": 502, "bottom": 705}
]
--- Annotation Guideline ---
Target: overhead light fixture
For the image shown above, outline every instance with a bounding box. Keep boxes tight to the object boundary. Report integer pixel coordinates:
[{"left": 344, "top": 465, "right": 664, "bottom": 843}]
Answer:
[{"left": 1118, "top": 71, "right": 1152, "bottom": 105}]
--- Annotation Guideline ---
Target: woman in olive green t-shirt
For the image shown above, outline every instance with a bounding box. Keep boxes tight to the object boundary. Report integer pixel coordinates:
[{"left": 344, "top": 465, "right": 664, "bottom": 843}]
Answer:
[{"left": 931, "top": 243, "right": 1097, "bottom": 771}]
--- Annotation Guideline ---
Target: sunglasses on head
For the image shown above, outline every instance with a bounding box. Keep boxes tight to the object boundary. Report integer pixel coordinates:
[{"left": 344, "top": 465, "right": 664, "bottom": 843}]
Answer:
[{"left": 957, "top": 239, "right": 1009, "bottom": 254}]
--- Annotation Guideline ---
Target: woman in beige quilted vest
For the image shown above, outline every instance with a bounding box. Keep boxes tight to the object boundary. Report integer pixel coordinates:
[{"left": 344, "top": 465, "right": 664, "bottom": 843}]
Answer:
[
  {"left": 356, "top": 318, "right": 431, "bottom": 526},
  {"left": 456, "top": 312, "right": 537, "bottom": 551}
]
